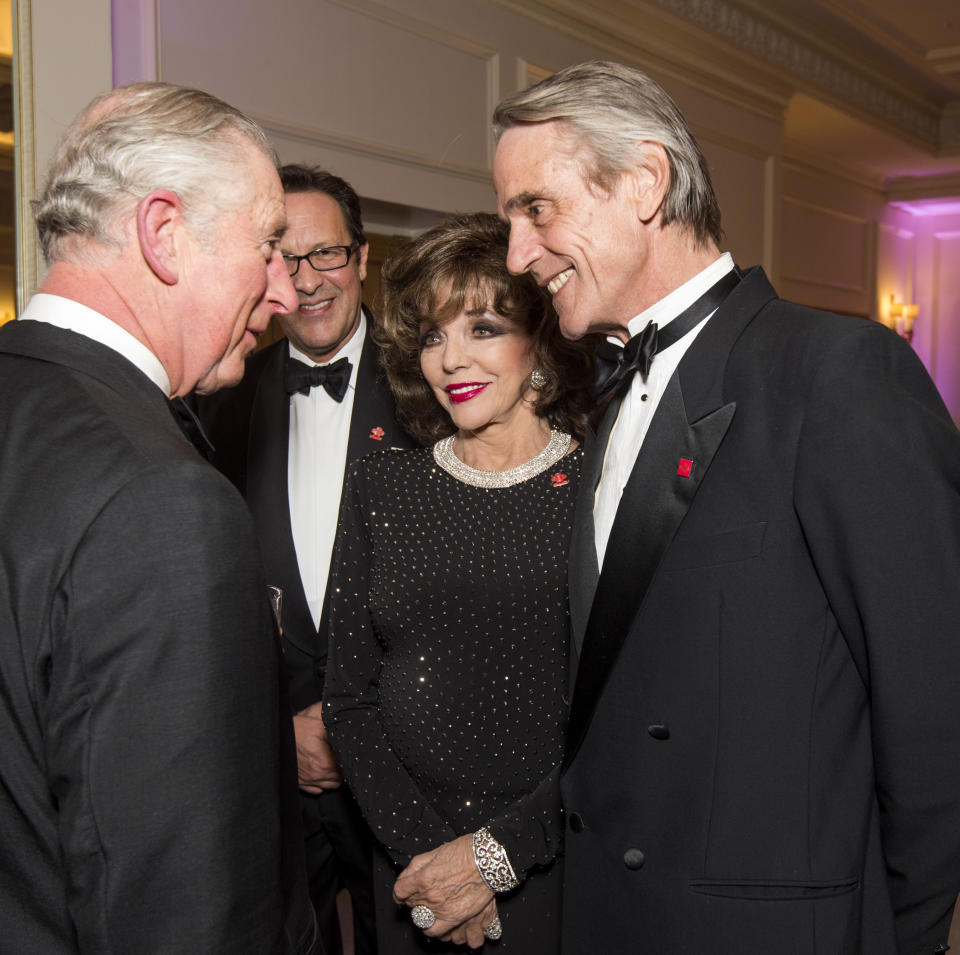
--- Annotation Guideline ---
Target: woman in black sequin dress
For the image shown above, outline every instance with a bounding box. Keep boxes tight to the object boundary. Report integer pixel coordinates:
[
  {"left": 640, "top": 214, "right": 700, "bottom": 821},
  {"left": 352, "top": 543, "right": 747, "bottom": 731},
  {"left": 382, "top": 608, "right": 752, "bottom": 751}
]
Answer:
[{"left": 323, "top": 213, "right": 593, "bottom": 953}]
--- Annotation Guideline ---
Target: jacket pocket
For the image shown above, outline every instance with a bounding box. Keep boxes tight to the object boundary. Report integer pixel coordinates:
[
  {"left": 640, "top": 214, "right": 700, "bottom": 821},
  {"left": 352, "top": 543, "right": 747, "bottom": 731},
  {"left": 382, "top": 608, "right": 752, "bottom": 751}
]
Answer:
[{"left": 689, "top": 876, "right": 859, "bottom": 901}]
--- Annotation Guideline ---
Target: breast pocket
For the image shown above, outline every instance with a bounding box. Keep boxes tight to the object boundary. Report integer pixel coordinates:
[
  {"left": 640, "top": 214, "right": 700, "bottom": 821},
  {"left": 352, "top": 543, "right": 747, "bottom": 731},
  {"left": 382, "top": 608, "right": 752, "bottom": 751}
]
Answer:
[
  {"left": 689, "top": 876, "right": 858, "bottom": 901},
  {"left": 660, "top": 521, "right": 767, "bottom": 572}
]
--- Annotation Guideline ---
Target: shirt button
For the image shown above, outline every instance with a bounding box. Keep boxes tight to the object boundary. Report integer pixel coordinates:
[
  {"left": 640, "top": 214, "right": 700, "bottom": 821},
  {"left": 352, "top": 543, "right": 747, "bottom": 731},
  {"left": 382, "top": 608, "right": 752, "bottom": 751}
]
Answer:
[
  {"left": 568, "top": 812, "right": 585, "bottom": 833},
  {"left": 647, "top": 723, "right": 670, "bottom": 740},
  {"left": 623, "top": 848, "right": 646, "bottom": 870}
]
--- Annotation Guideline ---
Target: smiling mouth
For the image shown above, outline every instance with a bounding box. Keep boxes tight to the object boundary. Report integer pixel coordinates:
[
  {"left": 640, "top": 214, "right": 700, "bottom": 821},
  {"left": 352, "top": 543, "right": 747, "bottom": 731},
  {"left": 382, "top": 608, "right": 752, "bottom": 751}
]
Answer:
[
  {"left": 546, "top": 268, "right": 573, "bottom": 296},
  {"left": 298, "top": 297, "right": 335, "bottom": 314},
  {"left": 445, "top": 382, "right": 489, "bottom": 404}
]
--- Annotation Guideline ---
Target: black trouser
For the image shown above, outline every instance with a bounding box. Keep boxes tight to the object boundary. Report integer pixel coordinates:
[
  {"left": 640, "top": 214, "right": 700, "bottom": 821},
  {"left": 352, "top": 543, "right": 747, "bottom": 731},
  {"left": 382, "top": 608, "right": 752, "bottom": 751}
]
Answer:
[{"left": 301, "top": 787, "right": 377, "bottom": 955}]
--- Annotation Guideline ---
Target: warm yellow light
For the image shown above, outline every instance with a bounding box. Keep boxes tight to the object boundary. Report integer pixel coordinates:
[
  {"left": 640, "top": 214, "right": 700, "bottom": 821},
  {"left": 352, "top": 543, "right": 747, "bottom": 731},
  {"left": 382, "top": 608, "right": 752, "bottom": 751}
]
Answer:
[
  {"left": 880, "top": 294, "right": 899, "bottom": 330},
  {"left": 886, "top": 294, "right": 918, "bottom": 342}
]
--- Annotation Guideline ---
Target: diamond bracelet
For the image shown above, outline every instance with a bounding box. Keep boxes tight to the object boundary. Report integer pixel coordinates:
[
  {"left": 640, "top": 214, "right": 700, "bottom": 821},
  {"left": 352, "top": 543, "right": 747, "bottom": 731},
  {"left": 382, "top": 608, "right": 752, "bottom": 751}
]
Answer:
[{"left": 472, "top": 827, "right": 519, "bottom": 893}]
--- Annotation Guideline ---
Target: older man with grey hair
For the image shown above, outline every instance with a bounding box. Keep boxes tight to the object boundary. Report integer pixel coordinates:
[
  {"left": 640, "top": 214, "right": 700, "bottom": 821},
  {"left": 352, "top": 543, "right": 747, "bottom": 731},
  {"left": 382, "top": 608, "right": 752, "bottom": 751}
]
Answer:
[
  {"left": 490, "top": 60, "right": 960, "bottom": 954},
  {"left": 0, "top": 83, "right": 316, "bottom": 953}
]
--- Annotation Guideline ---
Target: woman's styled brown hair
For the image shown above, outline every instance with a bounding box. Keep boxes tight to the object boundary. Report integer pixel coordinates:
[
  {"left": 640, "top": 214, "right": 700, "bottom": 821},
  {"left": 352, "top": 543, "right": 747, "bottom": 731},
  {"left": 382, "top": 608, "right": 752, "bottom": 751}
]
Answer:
[{"left": 376, "top": 212, "right": 594, "bottom": 445}]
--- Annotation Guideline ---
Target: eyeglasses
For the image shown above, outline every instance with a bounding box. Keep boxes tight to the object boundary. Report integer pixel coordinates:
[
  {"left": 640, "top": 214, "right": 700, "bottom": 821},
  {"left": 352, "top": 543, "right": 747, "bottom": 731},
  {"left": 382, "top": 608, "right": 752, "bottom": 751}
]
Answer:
[{"left": 283, "top": 243, "right": 358, "bottom": 277}]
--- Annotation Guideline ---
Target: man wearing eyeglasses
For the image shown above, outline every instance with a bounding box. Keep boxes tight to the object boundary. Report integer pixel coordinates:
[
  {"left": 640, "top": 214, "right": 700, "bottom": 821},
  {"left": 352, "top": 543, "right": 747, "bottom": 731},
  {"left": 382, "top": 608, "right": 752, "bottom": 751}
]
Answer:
[{"left": 197, "top": 165, "right": 411, "bottom": 955}]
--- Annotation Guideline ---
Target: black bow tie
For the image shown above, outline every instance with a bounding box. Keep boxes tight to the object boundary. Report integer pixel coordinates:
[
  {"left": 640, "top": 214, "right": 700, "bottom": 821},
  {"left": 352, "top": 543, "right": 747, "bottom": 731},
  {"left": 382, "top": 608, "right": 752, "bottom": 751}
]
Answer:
[
  {"left": 594, "top": 268, "right": 741, "bottom": 401},
  {"left": 284, "top": 355, "right": 352, "bottom": 402}
]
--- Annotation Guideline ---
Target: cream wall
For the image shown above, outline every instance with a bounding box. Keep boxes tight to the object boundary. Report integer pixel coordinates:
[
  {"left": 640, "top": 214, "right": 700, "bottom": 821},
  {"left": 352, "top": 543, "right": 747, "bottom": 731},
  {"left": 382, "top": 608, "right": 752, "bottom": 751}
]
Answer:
[
  {"left": 18, "top": 0, "right": 953, "bottom": 418},
  {"left": 781, "top": 157, "right": 960, "bottom": 421},
  {"left": 919, "top": 213, "right": 960, "bottom": 420},
  {"left": 19, "top": 0, "right": 789, "bottom": 288},
  {"left": 131, "top": 0, "right": 780, "bottom": 267}
]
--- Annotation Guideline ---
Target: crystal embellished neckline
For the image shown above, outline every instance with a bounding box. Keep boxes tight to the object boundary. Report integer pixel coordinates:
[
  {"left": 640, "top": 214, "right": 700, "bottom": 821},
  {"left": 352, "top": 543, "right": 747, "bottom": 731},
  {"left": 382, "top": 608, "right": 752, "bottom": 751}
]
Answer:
[{"left": 433, "top": 428, "right": 572, "bottom": 489}]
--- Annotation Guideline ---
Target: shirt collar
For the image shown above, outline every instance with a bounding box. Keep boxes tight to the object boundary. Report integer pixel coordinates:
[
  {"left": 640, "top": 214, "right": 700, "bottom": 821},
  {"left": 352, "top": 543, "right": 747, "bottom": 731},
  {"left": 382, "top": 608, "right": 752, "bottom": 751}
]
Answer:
[
  {"left": 21, "top": 293, "right": 171, "bottom": 394},
  {"left": 620, "top": 252, "right": 735, "bottom": 347}
]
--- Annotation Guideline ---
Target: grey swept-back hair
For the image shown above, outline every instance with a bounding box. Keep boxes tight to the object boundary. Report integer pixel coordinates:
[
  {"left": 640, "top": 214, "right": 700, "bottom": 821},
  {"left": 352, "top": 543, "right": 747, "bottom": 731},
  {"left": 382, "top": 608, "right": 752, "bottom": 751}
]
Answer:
[
  {"left": 34, "top": 82, "right": 277, "bottom": 265},
  {"left": 493, "top": 60, "right": 722, "bottom": 246}
]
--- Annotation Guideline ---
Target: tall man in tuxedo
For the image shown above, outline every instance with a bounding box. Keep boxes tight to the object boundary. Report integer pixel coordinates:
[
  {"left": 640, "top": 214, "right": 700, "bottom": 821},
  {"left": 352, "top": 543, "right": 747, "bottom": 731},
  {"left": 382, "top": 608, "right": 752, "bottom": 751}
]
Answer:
[
  {"left": 0, "top": 83, "right": 316, "bottom": 953},
  {"left": 494, "top": 61, "right": 960, "bottom": 954},
  {"left": 198, "top": 164, "right": 411, "bottom": 955}
]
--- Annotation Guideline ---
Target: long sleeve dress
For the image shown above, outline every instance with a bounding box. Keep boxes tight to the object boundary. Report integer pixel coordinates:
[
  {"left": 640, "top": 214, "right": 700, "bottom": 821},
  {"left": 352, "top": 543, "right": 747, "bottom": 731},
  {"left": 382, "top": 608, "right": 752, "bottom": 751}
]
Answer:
[{"left": 323, "top": 443, "right": 583, "bottom": 953}]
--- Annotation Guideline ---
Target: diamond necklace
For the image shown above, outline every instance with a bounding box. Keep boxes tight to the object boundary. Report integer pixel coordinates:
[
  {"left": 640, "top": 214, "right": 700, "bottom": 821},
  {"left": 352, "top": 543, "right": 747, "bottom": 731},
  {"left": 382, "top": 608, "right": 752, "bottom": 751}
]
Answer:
[{"left": 432, "top": 428, "right": 572, "bottom": 489}]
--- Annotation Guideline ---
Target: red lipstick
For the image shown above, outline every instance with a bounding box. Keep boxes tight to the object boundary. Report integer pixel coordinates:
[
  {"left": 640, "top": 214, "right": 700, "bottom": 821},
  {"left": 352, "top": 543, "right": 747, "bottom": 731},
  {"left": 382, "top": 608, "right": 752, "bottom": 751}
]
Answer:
[{"left": 445, "top": 382, "right": 489, "bottom": 404}]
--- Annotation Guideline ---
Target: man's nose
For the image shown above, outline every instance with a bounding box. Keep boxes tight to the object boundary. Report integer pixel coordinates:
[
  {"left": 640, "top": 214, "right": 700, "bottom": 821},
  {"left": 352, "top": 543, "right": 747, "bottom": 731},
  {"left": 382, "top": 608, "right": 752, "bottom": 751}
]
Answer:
[
  {"left": 269, "top": 253, "right": 298, "bottom": 315},
  {"left": 505, "top": 220, "right": 539, "bottom": 276},
  {"left": 293, "top": 261, "right": 325, "bottom": 294}
]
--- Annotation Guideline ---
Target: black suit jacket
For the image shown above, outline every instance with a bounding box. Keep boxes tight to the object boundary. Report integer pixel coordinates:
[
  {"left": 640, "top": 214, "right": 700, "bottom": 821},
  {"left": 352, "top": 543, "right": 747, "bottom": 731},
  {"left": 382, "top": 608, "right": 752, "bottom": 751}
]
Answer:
[
  {"left": 561, "top": 267, "right": 960, "bottom": 954},
  {"left": 197, "top": 310, "right": 413, "bottom": 711},
  {"left": 0, "top": 318, "right": 314, "bottom": 954}
]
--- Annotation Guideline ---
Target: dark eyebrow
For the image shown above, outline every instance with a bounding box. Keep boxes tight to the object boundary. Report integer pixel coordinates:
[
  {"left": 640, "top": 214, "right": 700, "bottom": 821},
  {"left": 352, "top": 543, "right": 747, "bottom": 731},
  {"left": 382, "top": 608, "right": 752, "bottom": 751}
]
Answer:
[{"left": 502, "top": 190, "right": 544, "bottom": 214}]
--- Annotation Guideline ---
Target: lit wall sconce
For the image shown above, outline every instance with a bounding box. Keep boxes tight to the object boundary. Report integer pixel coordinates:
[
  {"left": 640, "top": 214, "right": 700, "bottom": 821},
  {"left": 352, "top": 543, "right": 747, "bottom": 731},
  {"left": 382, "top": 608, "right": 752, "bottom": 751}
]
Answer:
[{"left": 884, "top": 295, "right": 919, "bottom": 344}]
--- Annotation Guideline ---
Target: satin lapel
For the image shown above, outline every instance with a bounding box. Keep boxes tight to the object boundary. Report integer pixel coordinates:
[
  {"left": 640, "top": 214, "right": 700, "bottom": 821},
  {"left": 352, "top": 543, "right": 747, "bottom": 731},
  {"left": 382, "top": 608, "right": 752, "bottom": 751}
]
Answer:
[
  {"left": 564, "top": 373, "right": 736, "bottom": 768},
  {"left": 346, "top": 313, "right": 413, "bottom": 459},
  {"left": 245, "top": 342, "right": 316, "bottom": 654},
  {"left": 318, "top": 324, "right": 413, "bottom": 645},
  {"left": 563, "top": 266, "right": 777, "bottom": 766},
  {"left": 568, "top": 397, "right": 620, "bottom": 663}
]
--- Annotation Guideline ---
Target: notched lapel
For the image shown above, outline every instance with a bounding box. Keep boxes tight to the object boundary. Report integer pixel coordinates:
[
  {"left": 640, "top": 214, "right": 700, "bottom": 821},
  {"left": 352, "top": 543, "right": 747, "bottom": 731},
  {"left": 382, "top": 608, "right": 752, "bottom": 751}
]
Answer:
[
  {"left": 564, "top": 374, "right": 736, "bottom": 768},
  {"left": 568, "top": 419, "right": 602, "bottom": 660},
  {"left": 245, "top": 346, "right": 317, "bottom": 655},
  {"left": 346, "top": 318, "right": 414, "bottom": 459}
]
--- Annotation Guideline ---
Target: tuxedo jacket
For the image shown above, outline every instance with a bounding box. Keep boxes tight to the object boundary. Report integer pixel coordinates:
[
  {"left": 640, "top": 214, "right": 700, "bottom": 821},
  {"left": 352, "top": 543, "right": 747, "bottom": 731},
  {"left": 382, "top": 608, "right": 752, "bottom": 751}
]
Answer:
[
  {"left": 196, "top": 310, "right": 413, "bottom": 712},
  {"left": 0, "top": 319, "right": 314, "bottom": 954},
  {"left": 561, "top": 267, "right": 960, "bottom": 954}
]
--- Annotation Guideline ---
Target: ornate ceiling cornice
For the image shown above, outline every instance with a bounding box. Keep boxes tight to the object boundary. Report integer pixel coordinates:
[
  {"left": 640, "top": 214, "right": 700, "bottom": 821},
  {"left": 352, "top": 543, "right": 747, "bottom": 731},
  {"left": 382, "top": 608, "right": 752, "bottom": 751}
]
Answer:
[
  {"left": 492, "top": 0, "right": 948, "bottom": 151},
  {"left": 653, "top": 0, "right": 940, "bottom": 144},
  {"left": 489, "top": 0, "right": 793, "bottom": 121}
]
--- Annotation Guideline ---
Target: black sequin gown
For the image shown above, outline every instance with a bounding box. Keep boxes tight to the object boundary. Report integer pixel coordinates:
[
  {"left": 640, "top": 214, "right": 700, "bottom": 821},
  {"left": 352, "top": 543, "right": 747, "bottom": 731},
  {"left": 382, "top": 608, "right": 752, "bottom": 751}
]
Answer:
[{"left": 324, "top": 444, "right": 583, "bottom": 954}]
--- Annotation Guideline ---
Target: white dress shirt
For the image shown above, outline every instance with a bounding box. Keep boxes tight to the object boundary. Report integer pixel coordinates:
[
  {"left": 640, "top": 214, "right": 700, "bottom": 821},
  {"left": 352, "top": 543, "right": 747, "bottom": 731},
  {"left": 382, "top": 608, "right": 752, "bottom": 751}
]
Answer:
[
  {"left": 594, "top": 253, "right": 735, "bottom": 568},
  {"left": 20, "top": 293, "right": 171, "bottom": 394},
  {"left": 287, "top": 313, "right": 366, "bottom": 629}
]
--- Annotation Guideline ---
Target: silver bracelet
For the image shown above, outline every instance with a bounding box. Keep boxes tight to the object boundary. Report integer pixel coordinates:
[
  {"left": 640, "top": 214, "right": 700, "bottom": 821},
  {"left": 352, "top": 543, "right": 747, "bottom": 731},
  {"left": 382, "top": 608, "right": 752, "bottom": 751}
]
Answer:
[{"left": 472, "top": 827, "right": 519, "bottom": 893}]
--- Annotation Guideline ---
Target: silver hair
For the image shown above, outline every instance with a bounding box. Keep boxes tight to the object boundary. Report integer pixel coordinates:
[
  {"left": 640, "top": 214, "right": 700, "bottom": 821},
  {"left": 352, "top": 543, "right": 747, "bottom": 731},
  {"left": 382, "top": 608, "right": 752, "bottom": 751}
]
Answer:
[
  {"left": 34, "top": 82, "right": 278, "bottom": 264},
  {"left": 493, "top": 60, "right": 722, "bottom": 245}
]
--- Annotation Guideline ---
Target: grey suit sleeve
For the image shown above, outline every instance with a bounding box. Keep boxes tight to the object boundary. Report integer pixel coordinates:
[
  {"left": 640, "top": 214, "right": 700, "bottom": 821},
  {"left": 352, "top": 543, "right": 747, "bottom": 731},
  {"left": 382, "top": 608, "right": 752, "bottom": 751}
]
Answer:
[
  {"left": 49, "top": 461, "right": 296, "bottom": 954},
  {"left": 795, "top": 322, "right": 960, "bottom": 952}
]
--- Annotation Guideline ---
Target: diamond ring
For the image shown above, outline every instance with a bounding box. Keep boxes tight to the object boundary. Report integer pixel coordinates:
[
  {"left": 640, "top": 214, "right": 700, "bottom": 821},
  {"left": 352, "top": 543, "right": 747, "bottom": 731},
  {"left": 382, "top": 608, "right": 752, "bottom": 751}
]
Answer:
[
  {"left": 411, "top": 905, "right": 436, "bottom": 930},
  {"left": 484, "top": 915, "right": 503, "bottom": 940}
]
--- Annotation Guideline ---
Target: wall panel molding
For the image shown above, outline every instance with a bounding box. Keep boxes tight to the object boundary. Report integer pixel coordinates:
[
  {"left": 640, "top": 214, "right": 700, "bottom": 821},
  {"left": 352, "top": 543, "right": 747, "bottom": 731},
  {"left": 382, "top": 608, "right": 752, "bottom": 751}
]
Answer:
[
  {"left": 781, "top": 195, "right": 871, "bottom": 294},
  {"left": 490, "top": 0, "right": 940, "bottom": 147},
  {"left": 489, "top": 0, "right": 792, "bottom": 121},
  {"left": 253, "top": 113, "right": 492, "bottom": 185}
]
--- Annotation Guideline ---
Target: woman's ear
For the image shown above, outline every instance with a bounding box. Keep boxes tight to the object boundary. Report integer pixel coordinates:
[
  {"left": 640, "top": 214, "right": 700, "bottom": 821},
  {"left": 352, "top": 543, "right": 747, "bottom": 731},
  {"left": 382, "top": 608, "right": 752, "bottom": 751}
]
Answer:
[
  {"left": 136, "top": 189, "right": 184, "bottom": 286},
  {"left": 624, "top": 141, "right": 671, "bottom": 224}
]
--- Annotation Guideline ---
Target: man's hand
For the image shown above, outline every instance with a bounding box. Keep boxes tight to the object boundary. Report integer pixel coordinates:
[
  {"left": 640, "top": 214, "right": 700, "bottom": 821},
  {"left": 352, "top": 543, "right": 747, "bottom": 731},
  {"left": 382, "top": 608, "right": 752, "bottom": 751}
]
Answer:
[
  {"left": 394, "top": 834, "right": 494, "bottom": 940},
  {"left": 292, "top": 701, "right": 343, "bottom": 794}
]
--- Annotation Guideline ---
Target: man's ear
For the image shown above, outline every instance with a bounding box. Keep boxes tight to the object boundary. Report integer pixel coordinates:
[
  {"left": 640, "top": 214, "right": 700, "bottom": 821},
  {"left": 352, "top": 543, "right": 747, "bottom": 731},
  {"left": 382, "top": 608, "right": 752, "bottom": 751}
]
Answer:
[
  {"left": 356, "top": 241, "right": 370, "bottom": 283},
  {"left": 137, "top": 189, "right": 184, "bottom": 286},
  {"left": 625, "top": 142, "right": 671, "bottom": 224}
]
